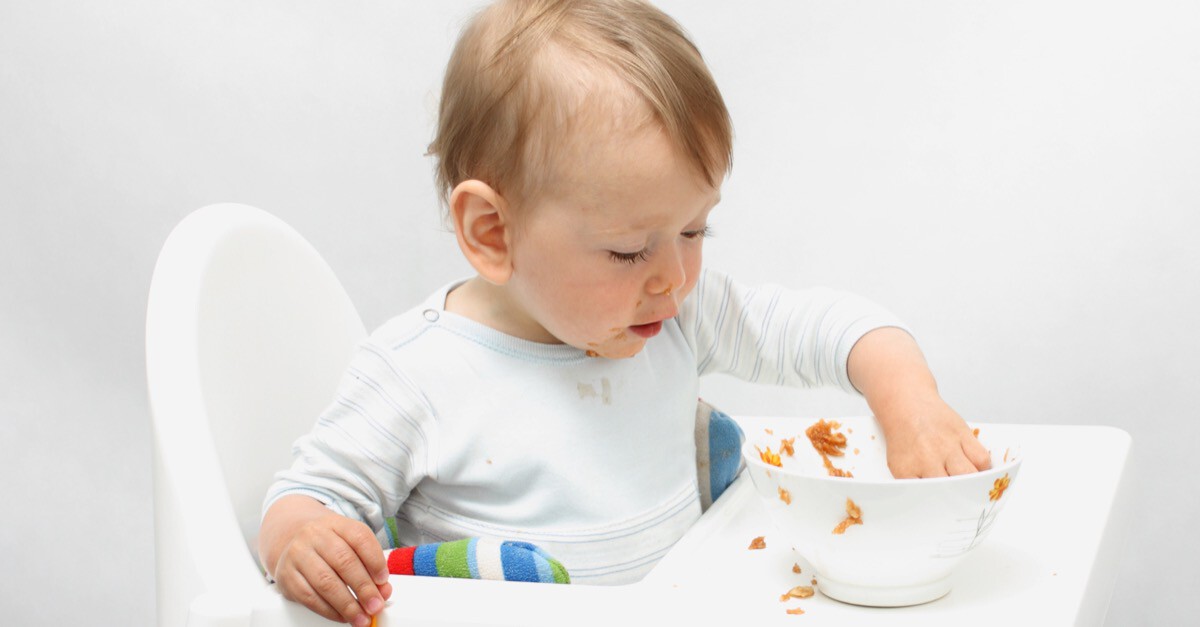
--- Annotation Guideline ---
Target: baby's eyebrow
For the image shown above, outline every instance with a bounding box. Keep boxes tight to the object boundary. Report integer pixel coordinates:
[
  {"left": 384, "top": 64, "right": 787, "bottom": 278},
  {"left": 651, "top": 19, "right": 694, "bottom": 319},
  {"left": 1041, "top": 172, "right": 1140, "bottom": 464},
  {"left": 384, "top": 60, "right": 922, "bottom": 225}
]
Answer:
[
  {"left": 588, "top": 192, "right": 721, "bottom": 237},
  {"left": 592, "top": 225, "right": 651, "bottom": 238}
]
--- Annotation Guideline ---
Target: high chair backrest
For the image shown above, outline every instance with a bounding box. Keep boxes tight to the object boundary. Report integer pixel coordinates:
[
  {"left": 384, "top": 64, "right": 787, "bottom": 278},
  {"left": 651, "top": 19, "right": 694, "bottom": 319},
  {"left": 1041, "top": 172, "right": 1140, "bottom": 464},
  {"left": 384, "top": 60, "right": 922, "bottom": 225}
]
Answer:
[{"left": 146, "top": 204, "right": 366, "bottom": 627}]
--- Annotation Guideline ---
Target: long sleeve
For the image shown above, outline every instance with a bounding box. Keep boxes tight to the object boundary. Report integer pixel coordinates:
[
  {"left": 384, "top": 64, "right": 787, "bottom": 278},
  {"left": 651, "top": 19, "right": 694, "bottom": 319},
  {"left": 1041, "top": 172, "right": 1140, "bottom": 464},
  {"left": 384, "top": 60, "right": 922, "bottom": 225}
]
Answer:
[
  {"left": 263, "top": 340, "right": 438, "bottom": 538},
  {"left": 679, "top": 268, "right": 908, "bottom": 393}
]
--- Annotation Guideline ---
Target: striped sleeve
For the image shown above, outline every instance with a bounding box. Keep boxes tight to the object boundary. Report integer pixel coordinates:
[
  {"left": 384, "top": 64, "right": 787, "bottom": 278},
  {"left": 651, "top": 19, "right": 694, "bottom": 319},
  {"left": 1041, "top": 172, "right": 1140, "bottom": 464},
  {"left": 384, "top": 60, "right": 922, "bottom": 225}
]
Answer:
[
  {"left": 263, "top": 340, "right": 438, "bottom": 539},
  {"left": 679, "top": 268, "right": 909, "bottom": 393}
]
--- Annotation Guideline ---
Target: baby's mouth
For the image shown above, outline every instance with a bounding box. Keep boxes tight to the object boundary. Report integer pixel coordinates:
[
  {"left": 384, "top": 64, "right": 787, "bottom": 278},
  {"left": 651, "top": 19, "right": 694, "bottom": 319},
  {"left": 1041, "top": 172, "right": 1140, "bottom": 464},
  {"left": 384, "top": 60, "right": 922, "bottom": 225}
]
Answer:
[{"left": 628, "top": 320, "right": 663, "bottom": 339}]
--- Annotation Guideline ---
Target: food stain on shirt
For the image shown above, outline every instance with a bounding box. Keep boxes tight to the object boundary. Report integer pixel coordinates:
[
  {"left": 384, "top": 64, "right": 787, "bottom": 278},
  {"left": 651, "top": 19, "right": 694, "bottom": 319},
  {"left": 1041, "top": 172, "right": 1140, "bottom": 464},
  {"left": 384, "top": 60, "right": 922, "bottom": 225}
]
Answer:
[{"left": 577, "top": 378, "right": 613, "bottom": 405}]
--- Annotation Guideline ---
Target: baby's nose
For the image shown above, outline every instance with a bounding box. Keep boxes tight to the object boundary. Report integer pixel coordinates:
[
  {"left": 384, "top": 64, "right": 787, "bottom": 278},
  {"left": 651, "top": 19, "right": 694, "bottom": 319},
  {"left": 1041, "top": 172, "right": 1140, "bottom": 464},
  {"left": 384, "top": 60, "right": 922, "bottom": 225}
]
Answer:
[{"left": 649, "top": 246, "right": 686, "bottom": 296}]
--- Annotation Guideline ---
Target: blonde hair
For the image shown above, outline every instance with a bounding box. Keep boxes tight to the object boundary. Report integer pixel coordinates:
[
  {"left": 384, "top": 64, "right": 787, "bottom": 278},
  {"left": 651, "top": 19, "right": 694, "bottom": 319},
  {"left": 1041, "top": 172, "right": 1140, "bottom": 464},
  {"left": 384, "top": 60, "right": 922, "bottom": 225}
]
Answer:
[{"left": 429, "top": 0, "right": 733, "bottom": 211}]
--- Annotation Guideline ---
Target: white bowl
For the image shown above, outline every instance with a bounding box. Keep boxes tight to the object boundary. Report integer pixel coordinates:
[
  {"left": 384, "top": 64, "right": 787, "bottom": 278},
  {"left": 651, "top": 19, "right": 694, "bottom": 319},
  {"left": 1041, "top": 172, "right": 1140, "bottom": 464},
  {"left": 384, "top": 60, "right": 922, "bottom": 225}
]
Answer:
[{"left": 741, "top": 416, "right": 1021, "bottom": 607}]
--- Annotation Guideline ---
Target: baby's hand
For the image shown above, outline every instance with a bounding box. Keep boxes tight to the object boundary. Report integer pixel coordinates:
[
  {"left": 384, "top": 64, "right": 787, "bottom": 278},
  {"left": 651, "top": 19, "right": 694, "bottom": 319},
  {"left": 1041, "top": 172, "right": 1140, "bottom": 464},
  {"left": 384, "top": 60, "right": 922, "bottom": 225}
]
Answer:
[
  {"left": 271, "top": 512, "right": 391, "bottom": 626},
  {"left": 879, "top": 396, "right": 992, "bottom": 479}
]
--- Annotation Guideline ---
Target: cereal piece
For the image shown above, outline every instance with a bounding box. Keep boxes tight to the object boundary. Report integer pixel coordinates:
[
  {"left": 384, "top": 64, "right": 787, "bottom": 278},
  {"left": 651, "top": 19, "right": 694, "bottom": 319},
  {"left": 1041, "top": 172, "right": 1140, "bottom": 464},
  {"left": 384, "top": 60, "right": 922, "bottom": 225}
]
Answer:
[
  {"left": 805, "top": 419, "right": 853, "bottom": 477},
  {"left": 748, "top": 536, "right": 767, "bottom": 550},
  {"left": 766, "top": 428, "right": 774, "bottom": 435},
  {"left": 811, "top": 577, "right": 818, "bottom": 585},
  {"left": 778, "top": 486, "right": 792, "bottom": 505},
  {"left": 806, "top": 420, "right": 846, "bottom": 456},
  {"left": 989, "top": 473, "right": 1011, "bottom": 501},
  {"left": 780, "top": 585, "right": 815, "bottom": 600},
  {"left": 585, "top": 350, "right": 599, "bottom": 358},
  {"left": 757, "top": 445, "right": 783, "bottom": 467},
  {"left": 780, "top": 437, "right": 795, "bottom": 457},
  {"left": 833, "top": 516, "right": 861, "bottom": 534},
  {"left": 972, "top": 428, "right": 981, "bottom": 438},
  {"left": 853, "top": 448, "right": 860, "bottom": 455},
  {"left": 370, "top": 616, "right": 377, "bottom": 627},
  {"left": 832, "top": 497, "right": 863, "bottom": 534},
  {"left": 792, "top": 563, "right": 802, "bottom": 574},
  {"left": 786, "top": 607, "right": 806, "bottom": 615}
]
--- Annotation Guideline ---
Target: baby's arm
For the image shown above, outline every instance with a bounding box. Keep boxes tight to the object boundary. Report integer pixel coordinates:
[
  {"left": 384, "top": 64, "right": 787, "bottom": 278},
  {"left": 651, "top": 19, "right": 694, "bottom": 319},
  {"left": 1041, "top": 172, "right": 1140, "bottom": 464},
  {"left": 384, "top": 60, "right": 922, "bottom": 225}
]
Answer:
[
  {"left": 847, "top": 327, "right": 991, "bottom": 478},
  {"left": 259, "top": 495, "right": 392, "bottom": 627}
]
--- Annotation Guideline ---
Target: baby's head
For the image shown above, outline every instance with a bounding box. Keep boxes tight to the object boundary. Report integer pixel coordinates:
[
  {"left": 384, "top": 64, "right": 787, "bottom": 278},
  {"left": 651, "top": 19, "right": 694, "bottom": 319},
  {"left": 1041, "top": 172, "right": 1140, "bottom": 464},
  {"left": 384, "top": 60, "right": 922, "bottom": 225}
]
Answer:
[
  {"left": 430, "top": 0, "right": 732, "bottom": 212},
  {"left": 432, "top": 0, "right": 733, "bottom": 358}
]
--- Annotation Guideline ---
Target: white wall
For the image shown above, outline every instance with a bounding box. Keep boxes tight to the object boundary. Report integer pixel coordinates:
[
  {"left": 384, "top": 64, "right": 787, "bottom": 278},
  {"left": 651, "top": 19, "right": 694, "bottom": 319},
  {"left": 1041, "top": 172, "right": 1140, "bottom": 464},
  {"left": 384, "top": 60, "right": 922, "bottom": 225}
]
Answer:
[{"left": 1, "top": 1, "right": 1195, "bottom": 624}]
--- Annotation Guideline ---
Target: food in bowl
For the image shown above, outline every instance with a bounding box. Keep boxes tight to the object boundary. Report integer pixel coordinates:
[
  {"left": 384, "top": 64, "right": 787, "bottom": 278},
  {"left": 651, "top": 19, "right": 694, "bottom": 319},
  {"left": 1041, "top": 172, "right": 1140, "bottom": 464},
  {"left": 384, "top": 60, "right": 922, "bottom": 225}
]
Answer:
[
  {"left": 805, "top": 419, "right": 854, "bottom": 477},
  {"left": 742, "top": 416, "right": 1021, "bottom": 607}
]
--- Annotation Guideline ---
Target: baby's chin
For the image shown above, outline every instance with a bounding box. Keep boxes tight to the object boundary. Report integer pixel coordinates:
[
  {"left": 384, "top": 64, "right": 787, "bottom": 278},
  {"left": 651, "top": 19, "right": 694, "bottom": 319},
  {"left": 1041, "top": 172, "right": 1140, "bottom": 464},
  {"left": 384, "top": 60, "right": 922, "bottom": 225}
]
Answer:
[{"left": 580, "top": 339, "right": 647, "bottom": 360}]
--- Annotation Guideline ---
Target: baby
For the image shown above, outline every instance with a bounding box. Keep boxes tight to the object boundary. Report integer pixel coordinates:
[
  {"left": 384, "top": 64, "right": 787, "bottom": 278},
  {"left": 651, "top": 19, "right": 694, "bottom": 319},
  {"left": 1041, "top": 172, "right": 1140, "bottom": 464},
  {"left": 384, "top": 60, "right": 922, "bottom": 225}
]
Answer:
[{"left": 258, "top": 1, "right": 991, "bottom": 625}]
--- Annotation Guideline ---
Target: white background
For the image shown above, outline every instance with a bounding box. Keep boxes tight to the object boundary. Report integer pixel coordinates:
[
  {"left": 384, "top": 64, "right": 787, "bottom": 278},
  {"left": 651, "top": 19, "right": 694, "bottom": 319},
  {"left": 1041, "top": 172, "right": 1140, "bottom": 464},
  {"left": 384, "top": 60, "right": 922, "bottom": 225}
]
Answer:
[{"left": 2, "top": 1, "right": 1196, "bottom": 624}]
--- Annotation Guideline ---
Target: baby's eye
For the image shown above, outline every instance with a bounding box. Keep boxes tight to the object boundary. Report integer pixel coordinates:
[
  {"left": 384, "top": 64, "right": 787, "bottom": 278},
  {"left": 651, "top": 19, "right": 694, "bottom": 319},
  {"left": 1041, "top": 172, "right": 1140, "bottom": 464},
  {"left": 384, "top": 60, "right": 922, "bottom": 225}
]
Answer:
[
  {"left": 609, "top": 249, "right": 651, "bottom": 264},
  {"left": 681, "top": 225, "right": 713, "bottom": 240}
]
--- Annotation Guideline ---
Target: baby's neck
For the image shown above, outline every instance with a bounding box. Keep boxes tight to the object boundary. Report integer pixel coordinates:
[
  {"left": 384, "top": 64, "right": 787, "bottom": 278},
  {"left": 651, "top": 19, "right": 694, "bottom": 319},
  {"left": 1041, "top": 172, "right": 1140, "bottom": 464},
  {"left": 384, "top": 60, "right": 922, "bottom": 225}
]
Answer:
[{"left": 445, "top": 277, "right": 560, "bottom": 345}]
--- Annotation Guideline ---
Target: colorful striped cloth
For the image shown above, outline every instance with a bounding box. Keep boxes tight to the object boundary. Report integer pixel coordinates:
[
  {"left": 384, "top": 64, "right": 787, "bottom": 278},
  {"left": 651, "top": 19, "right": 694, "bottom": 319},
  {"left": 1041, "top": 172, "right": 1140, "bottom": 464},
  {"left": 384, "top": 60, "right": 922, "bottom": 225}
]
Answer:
[{"left": 385, "top": 538, "right": 570, "bottom": 584}]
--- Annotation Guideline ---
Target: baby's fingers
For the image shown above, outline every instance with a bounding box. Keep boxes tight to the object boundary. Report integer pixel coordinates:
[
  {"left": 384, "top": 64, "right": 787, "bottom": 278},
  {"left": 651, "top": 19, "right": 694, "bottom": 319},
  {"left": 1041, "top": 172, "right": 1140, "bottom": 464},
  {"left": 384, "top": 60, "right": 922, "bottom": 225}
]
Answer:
[
  {"left": 962, "top": 433, "right": 992, "bottom": 471},
  {"left": 332, "top": 523, "right": 389, "bottom": 613},
  {"left": 944, "top": 453, "right": 979, "bottom": 477},
  {"left": 276, "top": 568, "right": 343, "bottom": 624},
  {"left": 337, "top": 522, "right": 391, "bottom": 589},
  {"left": 315, "top": 533, "right": 383, "bottom": 624},
  {"left": 303, "top": 556, "right": 372, "bottom": 626}
]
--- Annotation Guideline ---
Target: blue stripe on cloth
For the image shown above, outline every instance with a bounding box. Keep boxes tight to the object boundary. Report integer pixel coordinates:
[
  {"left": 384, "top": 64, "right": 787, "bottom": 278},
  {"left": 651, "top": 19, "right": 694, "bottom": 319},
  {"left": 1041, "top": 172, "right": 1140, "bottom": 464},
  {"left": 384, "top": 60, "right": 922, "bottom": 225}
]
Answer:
[
  {"left": 500, "top": 541, "right": 539, "bottom": 582},
  {"left": 697, "top": 272, "right": 733, "bottom": 373},
  {"left": 413, "top": 543, "right": 440, "bottom": 577},
  {"left": 529, "top": 543, "right": 555, "bottom": 562},
  {"left": 708, "top": 409, "right": 745, "bottom": 503},
  {"left": 466, "top": 537, "right": 480, "bottom": 579},
  {"left": 532, "top": 551, "right": 552, "bottom": 583}
]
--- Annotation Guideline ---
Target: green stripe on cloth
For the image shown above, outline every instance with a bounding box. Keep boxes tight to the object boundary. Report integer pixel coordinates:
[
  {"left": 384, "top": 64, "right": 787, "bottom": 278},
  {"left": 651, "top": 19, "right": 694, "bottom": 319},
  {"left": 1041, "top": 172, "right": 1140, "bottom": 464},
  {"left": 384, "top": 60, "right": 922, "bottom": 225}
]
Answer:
[
  {"left": 435, "top": 539, "right": 472, "bottom": 579},
  {"left": 384, "top": 517, "right": 400, "bottom": 549},
  {"left": 550, "top": 558, "right": 570, "bottom": 584}
]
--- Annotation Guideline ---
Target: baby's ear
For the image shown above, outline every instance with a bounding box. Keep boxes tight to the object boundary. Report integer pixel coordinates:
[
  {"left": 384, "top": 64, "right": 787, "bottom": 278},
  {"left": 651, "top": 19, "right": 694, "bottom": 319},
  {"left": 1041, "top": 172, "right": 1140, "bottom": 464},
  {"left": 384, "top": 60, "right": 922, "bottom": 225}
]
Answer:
[{"left": 449, "top": 180, "right": 513, "bottom": 284}]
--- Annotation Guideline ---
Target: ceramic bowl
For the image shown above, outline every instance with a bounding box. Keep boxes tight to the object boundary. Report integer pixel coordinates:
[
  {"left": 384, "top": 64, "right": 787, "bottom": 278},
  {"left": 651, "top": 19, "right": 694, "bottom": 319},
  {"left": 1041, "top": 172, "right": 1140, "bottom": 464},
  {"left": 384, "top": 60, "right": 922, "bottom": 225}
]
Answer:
[{"left": 741, "top": 416, "right": 1021, "bottom": 607}]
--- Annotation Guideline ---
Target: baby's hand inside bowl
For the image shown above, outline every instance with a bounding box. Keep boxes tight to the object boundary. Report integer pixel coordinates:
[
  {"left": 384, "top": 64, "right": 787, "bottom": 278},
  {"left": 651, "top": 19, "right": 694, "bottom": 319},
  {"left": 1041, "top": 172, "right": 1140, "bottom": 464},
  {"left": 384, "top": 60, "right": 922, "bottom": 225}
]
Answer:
[{"left": 881, "top": 405, "right": 992, "bottom": 478}]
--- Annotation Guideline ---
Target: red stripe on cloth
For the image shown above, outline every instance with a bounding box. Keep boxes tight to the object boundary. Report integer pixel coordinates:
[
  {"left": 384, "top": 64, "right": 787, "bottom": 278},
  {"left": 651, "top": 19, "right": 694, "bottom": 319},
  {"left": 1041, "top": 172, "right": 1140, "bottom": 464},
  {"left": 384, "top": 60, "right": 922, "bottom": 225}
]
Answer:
[{"left": 388, "top": 546, "right": 417, "bottom": 576}]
